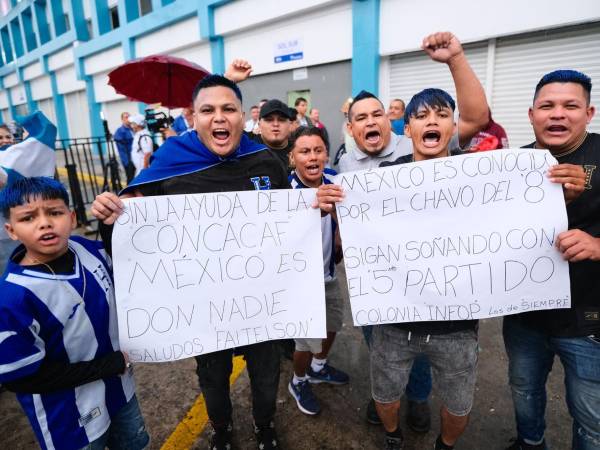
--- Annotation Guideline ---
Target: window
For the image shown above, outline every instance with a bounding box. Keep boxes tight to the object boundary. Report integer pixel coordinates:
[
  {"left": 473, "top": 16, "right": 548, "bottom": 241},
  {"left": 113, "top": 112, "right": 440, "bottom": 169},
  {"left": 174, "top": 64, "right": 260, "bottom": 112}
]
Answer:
[
  {"left": 139, "top": 0, "right": 152, "bottom": 16},
  {"left": 110, "top": 6, "right": 119, "bottom": 29}
]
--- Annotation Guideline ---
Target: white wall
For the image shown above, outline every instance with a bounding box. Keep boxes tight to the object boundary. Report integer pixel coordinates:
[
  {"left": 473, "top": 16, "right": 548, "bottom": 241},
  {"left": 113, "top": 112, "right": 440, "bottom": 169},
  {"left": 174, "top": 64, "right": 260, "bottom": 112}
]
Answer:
[
  {"left": 85, "top": 45, "right": 124, "bottom": 75},
  {"left": 380, "top": 0, "right": 600, "bottom": 56},
  {"left": 223, "top": 2, "right": 352, "bottom": 75},
  {"left": 214, "top": 0, "right": 342, "bottom": 35},
  {"left": 23, "top": 61, "right": 43, "bottom": 80},
  {"left": 55, "top": 65, "right": 86, "bottom": 94},
  {"left": 64, "top": 90, "right": 91, "bottom": 138},
  {"left": 48, "top": 47, "right": 75, "bottom": 71},
  {"left": 170, "top": 43, "right": 212, "bottom": 73},
  {"left": 37, "top": 98, "right": 58, "bottom": 126},
  {"left": 0, "top": 91, "right": 8, "bottom": 109},
  {"left": 135, "top": 17, "right": 202, "bottom": 58},
  {"left": 4, "top": 72, "right": 18, "bottom": 88},
  {"left": 93, "top": 71, "right": 125, "bottom": 103},
  {"left": 10, "top": 85, "right": 26, "bottom": 105},
  {"left": 30, "top": 76, "right": 53, "bottom": 100}
]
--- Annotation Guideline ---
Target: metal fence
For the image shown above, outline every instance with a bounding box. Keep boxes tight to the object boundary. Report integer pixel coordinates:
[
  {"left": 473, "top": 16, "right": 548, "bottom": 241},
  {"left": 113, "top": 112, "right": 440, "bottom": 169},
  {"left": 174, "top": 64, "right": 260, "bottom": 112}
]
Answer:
[{"left": 55, "top": 136, "right": 124, "bottom": 227}]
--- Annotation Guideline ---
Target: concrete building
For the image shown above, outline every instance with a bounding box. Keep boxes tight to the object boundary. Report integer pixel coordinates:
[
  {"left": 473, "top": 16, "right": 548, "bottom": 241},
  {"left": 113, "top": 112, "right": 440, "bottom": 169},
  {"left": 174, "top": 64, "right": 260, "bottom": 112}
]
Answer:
[{"left": 0, "top": 0, "right": 598, "bottom": 150}]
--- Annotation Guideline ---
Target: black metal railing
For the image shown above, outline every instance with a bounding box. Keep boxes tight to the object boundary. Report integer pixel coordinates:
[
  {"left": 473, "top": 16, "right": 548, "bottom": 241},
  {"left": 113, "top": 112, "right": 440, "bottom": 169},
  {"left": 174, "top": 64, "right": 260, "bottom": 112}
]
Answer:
[{"left": 55, "top": 136, "right": 123, "bottom": 227}]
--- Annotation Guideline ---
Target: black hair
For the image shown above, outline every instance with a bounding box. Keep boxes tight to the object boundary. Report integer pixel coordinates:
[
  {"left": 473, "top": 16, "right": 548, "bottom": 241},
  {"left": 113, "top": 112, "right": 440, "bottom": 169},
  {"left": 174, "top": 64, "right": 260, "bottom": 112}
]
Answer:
[
  {"left": 347, "top": 90, "right": 383, "bottom": 122},
  {"left": 294, "top": 97, "right": 308, "bottom": 107},
  {"left": 404, "top": 88, "right": 456, "bottom": 123},
  {"left": 192, "top": 74, "right": 243, "bottom": 104},
  {"left": 534, "top": 69, "right": 592, "bottom": 104},
  {"left": 290, "top": 126, "right": 329, "bottom": 151},
  {"left": 0, "top": 177, "right": 70, "bottom": 219}
]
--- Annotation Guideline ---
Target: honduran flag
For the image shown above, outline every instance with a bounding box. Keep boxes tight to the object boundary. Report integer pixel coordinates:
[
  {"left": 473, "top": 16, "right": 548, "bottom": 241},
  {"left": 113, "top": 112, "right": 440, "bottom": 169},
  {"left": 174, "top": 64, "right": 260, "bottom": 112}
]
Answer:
[
  {"left": 0, "top": 111, "right": 57, "bottom": 185},
  {"left": 120, "top": 130, "right": 266, "bottom": 195}
]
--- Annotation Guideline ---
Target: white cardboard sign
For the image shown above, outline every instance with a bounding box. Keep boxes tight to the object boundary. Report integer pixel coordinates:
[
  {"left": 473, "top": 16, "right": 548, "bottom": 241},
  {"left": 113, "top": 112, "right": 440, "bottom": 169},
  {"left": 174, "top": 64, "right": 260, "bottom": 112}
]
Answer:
[
  {"left": 334, "top": 149, "right": 571, "bottom": 326},
  {"left": 112, "top": 189, "right": 325, "bottom": 362}
]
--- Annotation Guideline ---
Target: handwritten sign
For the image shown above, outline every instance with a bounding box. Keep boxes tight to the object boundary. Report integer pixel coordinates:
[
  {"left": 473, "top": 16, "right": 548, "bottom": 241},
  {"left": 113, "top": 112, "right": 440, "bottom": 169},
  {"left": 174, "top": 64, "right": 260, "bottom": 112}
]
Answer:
[
  {"left": 334, "top": 149, "right": 570, "bottom": 326},
  {"left": 112, "top": 189, "right": 325, "bottom": 362}
]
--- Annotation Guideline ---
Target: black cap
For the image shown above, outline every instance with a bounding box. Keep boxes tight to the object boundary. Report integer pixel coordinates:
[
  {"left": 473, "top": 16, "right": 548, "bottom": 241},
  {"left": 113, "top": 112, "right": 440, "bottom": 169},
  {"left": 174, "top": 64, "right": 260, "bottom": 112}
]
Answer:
[{"left": 260, "top": 99, "right": 294, "bottom": 120}]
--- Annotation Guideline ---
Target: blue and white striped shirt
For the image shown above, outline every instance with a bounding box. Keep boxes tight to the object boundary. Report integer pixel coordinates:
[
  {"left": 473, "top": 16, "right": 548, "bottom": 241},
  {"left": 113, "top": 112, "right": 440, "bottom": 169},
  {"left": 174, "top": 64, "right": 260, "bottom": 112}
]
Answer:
[
  {"left": 0, "top": 236, "right": 135, "bottom": 450},
  {"left": 289, "top": 168, "right": 338, "bottom": 282}
]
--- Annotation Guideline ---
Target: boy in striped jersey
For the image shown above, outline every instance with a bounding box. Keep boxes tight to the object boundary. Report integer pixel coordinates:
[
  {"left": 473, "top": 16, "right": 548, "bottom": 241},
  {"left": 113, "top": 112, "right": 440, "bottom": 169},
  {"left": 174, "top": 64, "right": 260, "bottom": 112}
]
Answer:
[
  {"left": 0, "top": 177, "right": 148, "bottom": 450},
  {"left": 287, "top": 127, "right": 349, "bottom": 416}
]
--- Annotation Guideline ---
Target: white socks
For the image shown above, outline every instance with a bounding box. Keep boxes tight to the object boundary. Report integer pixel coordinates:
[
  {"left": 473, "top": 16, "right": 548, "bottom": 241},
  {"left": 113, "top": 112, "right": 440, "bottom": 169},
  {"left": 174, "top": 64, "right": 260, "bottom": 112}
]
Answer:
[
  {"left": 311, "top": 357, "right": 327, "bottom": 373},
  {"left": 293, "top": 374, "right": 308, "bottom": 385}
]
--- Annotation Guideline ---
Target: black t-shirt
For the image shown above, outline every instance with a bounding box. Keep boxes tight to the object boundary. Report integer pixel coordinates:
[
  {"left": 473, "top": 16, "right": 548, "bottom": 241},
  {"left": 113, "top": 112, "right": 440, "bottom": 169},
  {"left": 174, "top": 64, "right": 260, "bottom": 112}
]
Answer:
[
  {"left": 137, "top": 148, "right": 290, "bottom": 196},
  {"left": 251, "top": 134, "right": 293, "bottom": 175},
  {"left": 380, "top": 151, "right": 478, "bottom": 335},
  {"left": 100, "top": 148, "right": 290, "bottom": 252},
  {"left": 516, "top": 133, "right": 600, "bottom": 336}
]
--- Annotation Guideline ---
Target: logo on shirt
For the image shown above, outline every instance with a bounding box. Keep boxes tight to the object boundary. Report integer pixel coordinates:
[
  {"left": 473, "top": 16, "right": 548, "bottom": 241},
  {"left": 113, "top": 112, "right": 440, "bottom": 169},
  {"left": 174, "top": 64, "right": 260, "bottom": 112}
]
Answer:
[
  {"left": 584, "top": 311, "right": 599, "bottom": 321},
  {"left": 250, "top": 176, "right": 271, "bottom": 190},
  {"left": 92, "top": 263, "right": 113, "bottom": 295},
  {"left": 583, "top": 165, "right": 596, "bottom": 190},
  {"left": 78, "top": 407, "right": 101, "bottom": 427}
]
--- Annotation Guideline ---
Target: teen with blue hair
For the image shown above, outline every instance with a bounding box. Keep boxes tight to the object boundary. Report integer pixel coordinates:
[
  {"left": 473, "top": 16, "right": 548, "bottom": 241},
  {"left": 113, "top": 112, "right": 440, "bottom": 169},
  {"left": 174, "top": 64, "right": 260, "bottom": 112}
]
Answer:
[
  {"left": 319, "top": 31, "right": 490, "bottom": 438},
  {"left": 371, "top": 87, "right": 477, "bottom": 450},
  {"left": 0, "top": 177, "right": 149, "bottom": 450},
  {"left": 503, "top": 69, "right": 598, "bottom": 450}
]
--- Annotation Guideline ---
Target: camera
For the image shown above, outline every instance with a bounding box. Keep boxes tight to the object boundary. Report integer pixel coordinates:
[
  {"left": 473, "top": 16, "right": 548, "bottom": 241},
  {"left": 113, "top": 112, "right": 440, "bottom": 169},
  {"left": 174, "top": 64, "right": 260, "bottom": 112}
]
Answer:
[{"left": 145, "top": 109, "right": 174, "bottom": 134}]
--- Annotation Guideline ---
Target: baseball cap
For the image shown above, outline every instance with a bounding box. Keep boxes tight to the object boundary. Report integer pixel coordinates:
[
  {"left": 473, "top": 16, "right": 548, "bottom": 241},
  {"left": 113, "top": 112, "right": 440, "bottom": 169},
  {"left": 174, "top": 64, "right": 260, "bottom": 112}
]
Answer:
[
  {"left": 128, "top": 114, "right": 146, "bottom": 126},
  {"left": 259, "top": 100, "right": 294, "bottom": 120}
]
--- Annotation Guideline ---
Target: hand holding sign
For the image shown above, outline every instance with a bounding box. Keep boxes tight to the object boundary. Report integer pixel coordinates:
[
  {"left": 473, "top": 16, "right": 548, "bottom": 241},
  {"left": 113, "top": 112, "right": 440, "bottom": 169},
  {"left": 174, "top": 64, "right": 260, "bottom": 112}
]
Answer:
[
  {"left": 111, "top": 189, "right": 326, "bottom": 362},
  {"left": 334, "top": 149, "right": 571, "bottom": 326}
]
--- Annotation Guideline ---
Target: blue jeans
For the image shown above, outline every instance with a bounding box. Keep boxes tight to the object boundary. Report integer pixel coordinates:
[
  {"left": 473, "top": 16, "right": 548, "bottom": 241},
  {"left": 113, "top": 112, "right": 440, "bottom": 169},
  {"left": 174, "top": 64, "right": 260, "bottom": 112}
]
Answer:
[
  {"left": 503, "top": 316, "right": 600, "bottom": 450},
  {"left": 84, "top": 395, "right": 149, "bottom": 450},
  {"left": 362, "top": 325, "right": 432, "bottom": 403}
]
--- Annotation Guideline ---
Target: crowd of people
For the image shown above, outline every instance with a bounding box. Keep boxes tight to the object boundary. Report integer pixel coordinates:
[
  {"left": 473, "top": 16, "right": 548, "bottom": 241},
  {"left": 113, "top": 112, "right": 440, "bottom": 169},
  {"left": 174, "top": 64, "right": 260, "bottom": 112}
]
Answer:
[{"left": 0, "top": 30, "right": 598, "bottom": 450}]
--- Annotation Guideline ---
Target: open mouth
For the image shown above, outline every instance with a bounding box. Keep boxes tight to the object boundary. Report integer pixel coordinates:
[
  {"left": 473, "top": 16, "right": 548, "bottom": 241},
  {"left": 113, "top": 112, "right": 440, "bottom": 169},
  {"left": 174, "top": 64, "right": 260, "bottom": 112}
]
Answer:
[
  {"left": 365, "top": 130, "right": 381, "bottom": 144},
  {"left": 39, "top": 233, "right": 59, "bottom": 245},
  {"left": 212, "top": 129, "right": 230, "bottom": 142},
  {"left": 547, "top": 124, "right": 568, "bottom": 133},
  {"left": 304, "top": 164, "right": 322, "bottom": 176},
  {"left": 422, "top": 130, "right": 441, "bottom": 148}
]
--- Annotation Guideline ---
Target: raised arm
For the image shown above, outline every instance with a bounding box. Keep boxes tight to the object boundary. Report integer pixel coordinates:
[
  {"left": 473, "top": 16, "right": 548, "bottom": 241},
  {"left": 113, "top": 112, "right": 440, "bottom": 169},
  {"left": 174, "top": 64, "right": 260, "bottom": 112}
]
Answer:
[
  {"left": 422, "top": 32, "right": 489, "bottom": 147},
  {"left": 224, "top": 59, "right": 253, "bottom": 83}
]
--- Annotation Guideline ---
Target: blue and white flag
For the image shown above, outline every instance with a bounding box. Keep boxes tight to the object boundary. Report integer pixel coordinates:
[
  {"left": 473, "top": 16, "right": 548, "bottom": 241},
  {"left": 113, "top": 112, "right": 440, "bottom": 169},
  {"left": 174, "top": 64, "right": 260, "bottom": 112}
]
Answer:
[{"left": 0, "top": 111, "right": 57, "bottom": 185}]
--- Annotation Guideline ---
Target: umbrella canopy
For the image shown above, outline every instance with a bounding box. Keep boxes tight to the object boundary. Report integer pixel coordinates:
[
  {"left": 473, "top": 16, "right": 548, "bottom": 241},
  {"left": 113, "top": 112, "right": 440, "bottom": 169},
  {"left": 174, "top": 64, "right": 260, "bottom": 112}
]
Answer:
[{"left": 108, "top": 55, "right": 210, "bottom": 109}]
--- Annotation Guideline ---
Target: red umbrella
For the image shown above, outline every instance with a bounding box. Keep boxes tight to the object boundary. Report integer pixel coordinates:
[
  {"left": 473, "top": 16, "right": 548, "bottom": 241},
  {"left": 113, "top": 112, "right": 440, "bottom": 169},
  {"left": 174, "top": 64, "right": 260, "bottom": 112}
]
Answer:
[{"left": 108, "top": 55, "right": 210, "bottom": 108}]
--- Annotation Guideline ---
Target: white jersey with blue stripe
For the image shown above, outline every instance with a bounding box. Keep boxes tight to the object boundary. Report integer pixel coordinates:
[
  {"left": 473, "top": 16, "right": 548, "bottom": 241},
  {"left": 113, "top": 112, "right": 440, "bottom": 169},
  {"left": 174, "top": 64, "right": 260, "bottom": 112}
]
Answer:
[
  {"left": 289, "top": 168, "right": 337, "bottom": 282},
  {"left": 0, "top": 236, "right": 135, "bottom": 450}
]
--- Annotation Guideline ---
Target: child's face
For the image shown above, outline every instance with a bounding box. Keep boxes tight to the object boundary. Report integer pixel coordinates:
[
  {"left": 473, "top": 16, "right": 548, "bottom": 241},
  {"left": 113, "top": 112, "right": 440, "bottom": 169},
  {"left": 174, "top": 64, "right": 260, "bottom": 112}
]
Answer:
[
  {"left": 5, "top": 197, "right": 76, "bottom": 264},
  {"left": 290, "top": 135, "right": 328, "bottom": 188},
  {"left": 405, "top": 105, "right": 456, "bottom": 161}
]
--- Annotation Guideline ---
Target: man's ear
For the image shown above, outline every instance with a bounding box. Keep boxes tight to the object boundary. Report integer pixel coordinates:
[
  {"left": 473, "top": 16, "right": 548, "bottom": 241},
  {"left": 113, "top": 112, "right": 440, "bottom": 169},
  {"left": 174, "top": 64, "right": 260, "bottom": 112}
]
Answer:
[
  {"left": 528, "top": 107, "right": 534, "bottom": 125},
  {"left": 70, "top": 210, "right": 77, "bottom": 230},
  {"left": 586, "top": 105, "right": 596, "bottom": 124},
  {"left": 346, "top": 121, "right": 354, "bottom": 138},
  {"left": 4, "top": 221, "right": 18, "bottom": 241},
  {"left": 404, "top": 122, "right": 412, "bottom": 139}
]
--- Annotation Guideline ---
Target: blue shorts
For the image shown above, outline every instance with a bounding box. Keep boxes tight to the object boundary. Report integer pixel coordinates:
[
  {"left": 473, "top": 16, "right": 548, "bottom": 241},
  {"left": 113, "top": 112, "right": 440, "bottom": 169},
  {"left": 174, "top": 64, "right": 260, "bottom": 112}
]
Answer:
[{"left": 82, "top": 396, "right": 149, "bottom": 450}]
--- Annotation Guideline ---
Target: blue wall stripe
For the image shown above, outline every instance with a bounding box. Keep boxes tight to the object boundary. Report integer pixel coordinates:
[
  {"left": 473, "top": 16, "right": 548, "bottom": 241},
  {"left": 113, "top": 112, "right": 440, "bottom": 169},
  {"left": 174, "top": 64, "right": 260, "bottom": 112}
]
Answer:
[
  {"left": 43, "top": 56, "right": 69, "bottom": 140},
  {"left": 351, "top": 0, "right": 380, "bottom": 96}
]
